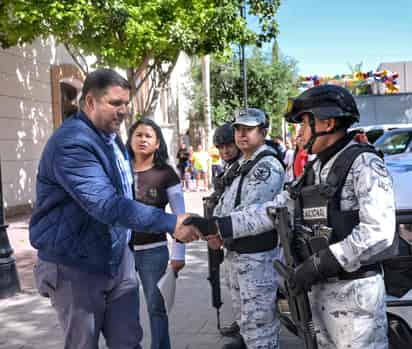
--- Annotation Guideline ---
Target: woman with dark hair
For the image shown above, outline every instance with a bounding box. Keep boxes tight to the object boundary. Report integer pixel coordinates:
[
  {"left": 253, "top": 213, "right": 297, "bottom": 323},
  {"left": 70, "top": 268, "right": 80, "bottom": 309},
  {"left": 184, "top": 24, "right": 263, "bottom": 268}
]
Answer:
[{"left": 127, "top": 118, "right": 185, "bottom": 349}]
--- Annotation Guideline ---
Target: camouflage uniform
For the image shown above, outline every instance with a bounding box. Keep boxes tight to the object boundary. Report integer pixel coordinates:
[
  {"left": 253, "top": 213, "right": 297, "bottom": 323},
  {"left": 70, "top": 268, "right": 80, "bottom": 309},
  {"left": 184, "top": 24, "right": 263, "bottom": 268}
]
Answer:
[
  {"left": 224, "top": 140, "right": 395, "bottom": 349},
  {"left": 214, "top": 143, "right": 284, "bottom": 349}
]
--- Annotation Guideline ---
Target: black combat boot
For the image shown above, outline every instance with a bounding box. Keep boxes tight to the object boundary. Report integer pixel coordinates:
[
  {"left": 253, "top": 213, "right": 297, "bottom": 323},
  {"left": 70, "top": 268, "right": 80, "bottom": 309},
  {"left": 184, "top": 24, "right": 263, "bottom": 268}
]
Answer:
[
  {"left": 222, "top": 333, "right": 247, "bottom": 349},
  {"left": 220, "top": 321, "right": 240, "bottom": 337}
]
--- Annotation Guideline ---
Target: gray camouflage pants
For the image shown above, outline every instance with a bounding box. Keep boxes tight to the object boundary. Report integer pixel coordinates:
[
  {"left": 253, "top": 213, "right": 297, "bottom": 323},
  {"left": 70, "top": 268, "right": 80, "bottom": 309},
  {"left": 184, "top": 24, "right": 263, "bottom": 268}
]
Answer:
[
  {"left": 225, "top": 248, "right": 282, "bottom": 349},
  {"left": 309, "top": 274, "right": 388, "bottom": 349}
]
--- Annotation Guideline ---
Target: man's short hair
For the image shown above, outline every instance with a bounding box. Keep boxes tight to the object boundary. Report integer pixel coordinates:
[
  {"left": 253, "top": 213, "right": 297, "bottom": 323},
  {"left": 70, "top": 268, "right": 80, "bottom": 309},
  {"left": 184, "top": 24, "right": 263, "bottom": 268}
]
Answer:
[{"left": 79, "top": 69, "right": 131, "bottom": 106}]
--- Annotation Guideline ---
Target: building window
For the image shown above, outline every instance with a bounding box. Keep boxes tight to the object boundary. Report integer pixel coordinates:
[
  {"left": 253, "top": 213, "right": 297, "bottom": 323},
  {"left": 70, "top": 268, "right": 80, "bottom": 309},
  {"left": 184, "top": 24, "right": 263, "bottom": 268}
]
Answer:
[
  {"left": 50, "top": 64, "right": 84, "bottom": 129},
  {"left": 60, "top": 81, "right": 79, "bottom": 120}
]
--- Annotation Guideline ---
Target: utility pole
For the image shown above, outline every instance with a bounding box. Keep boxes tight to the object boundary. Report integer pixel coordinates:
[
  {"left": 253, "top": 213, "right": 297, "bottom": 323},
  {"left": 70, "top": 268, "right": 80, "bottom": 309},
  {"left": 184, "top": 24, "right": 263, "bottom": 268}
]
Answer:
[
  {"left": 201, "top": 55, "right": 212, "bottom": 150},
  {"left": 239, "top": 1, "right": 248, "bottom": 109},
  {"left": 0, "top": 155, "right": 21, "bottom": 299}
]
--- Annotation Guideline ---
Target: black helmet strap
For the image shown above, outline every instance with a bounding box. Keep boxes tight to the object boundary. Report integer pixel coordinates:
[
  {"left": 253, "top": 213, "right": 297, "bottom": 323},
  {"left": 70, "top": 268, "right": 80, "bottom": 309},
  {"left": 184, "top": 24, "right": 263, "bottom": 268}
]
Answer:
[{"left": 303, "top": 114, "right": 345, "bottom": 154}]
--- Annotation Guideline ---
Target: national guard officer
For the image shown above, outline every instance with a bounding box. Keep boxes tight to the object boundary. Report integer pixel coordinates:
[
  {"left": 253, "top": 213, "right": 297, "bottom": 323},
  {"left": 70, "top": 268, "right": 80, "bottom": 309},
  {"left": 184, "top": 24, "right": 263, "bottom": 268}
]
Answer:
[
  {"left": 188, "top": 85, "right": 396, "bottom": 349},
  {"left": 206, "top": 122, "right": 242, "bottom": 337},
  {"left": 209, "top": 122, "right": 241, "bottom": 206},
  {"left": 190, "top": 108, "right": 285, "bottom": 349},
  {"left": 280, "top": 84, "right": 395, "bottom": 349},
  {"left": 213, "top": 122, "right": 240, "bottom": 165}
]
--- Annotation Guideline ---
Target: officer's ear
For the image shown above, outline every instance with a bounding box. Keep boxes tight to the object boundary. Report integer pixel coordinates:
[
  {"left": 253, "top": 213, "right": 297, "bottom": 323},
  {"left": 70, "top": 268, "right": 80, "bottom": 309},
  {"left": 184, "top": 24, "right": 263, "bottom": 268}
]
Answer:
[
  {"left": 325, "top": 118, "right": 337, "bottom": 132},
  {"left": 259, "top": 127, "right": 267, "bottom": 138}
]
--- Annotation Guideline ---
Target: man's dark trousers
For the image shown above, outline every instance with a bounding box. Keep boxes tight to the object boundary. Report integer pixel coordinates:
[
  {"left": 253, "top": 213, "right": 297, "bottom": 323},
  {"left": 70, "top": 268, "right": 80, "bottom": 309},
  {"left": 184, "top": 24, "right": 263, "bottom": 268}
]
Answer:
[{"left": 34, "top": 245, "right": 142, "bottom": 349}]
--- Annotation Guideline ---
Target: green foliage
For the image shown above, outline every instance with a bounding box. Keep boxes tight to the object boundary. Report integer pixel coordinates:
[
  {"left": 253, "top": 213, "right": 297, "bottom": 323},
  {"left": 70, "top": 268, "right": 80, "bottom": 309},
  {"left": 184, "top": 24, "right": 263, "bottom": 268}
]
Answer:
[
  {"left": 192, "top": 48, "right": 299, "bottom": 134},
  {"left": 0, "top": 0, "right": 280, "bottom": 70},
  {"left": 0, "top": 0, "right": 282, "bottom": 120}
]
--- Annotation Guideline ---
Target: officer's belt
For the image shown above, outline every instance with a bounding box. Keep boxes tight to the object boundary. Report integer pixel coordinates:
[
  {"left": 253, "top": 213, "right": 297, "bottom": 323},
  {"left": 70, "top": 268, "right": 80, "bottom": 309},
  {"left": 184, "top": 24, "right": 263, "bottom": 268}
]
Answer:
[
  {"left": 327, "top": 263, "right": 382, "bottom": 282},
  {"left": 225, "top": 230, "right": 277, "bottom": 254}
]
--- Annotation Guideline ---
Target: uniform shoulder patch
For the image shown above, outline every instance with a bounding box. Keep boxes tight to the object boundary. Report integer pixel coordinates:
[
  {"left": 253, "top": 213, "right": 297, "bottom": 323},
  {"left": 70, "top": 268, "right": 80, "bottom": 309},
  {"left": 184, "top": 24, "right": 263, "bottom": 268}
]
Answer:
[
  {"left": 369, "top": 157, "right": 389, "bottom": 177},
  {"left": 252, "top": 162, "right": 271, "bottom": 181}
]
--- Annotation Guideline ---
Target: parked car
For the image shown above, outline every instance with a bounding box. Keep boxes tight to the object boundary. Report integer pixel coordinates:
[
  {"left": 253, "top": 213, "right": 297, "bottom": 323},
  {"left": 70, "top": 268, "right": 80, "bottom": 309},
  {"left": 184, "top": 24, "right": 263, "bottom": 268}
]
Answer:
[
  {"left": 374, "top": 127, "right": 412, "bottom": 156},
  {"left": 384, "top": 152, "right": 412, "bottom": 330},
  {"left": 350, "top": 124, "right": 412, "bottom": 144},
  {"left": 385, "top": 152, "right": 412, "bottom": 223}
]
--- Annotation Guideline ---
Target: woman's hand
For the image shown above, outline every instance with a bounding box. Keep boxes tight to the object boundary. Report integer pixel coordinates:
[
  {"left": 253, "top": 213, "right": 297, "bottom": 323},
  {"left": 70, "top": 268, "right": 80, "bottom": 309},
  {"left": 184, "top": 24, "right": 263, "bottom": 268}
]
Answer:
[{"left": 170, "top": 259, "right": 185, "bottom": 274}]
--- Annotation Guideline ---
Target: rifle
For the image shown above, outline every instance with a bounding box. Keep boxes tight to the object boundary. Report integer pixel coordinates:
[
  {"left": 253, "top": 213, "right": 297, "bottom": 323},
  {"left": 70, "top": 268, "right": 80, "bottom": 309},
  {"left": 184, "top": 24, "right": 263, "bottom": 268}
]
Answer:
[
  {"left": 267, "top": 206, "right": 318, "bottom": 349},
  {"left": 203, "top": 196, "right": 224, "bottom": 330}
]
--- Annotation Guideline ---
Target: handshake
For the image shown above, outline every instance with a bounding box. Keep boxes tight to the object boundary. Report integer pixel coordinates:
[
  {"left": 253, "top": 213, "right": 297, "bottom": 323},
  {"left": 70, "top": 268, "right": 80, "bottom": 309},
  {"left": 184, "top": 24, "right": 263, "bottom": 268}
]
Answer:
[{"left": 173, "top": 214, "right": 224, "bottom": 249}]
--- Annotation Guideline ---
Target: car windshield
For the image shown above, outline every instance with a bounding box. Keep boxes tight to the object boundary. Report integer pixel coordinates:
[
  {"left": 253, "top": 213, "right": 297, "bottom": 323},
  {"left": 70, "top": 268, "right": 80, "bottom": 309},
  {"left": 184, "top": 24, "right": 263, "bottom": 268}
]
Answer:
[
  {"left": 366, "top": 129, "right": 384, "bottom": 144},
  {"left": 375, "top": 130, "right": 412, "bottom": 155}
]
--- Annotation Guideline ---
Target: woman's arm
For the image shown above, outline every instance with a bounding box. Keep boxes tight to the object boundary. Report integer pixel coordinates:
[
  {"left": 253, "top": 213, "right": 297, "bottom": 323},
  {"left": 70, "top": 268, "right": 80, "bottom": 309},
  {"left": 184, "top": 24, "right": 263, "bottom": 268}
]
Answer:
[{"left": 167, "top": 184, "right": 186, "bottom": 262}]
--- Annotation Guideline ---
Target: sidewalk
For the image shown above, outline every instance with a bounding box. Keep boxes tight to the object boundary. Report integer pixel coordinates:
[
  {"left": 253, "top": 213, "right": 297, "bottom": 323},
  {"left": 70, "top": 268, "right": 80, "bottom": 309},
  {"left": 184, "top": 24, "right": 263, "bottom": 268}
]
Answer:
[{"left": 0, "top": 192, "right": 301, "bottom": 349}]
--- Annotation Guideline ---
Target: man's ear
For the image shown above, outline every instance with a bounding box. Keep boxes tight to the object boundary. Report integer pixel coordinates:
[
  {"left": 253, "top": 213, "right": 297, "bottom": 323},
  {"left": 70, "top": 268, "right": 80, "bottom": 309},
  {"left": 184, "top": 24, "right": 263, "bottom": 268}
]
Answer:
[{"left": 85, "top": 93, "right": 95, "bottom": 110}]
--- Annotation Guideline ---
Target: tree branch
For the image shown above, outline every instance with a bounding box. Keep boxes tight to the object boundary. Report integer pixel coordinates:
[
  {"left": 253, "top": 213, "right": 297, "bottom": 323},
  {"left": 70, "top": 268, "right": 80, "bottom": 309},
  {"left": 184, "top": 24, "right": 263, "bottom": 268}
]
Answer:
[
  {"left": 64, "top": 43, "right": 88, "bottom": 75},
  {"left": 135, "top": 64, "right": 155, "bottom": 93},
  {"left": 142, "top": 56, "right": 178, "bottom": 116}
]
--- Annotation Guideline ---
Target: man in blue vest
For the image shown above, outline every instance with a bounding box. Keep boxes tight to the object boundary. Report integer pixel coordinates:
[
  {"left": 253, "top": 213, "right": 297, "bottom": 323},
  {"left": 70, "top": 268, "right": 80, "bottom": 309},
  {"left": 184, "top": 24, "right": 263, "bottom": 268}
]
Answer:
[{"left": 30, "top": 68, "right": 199, "bottom": 349}]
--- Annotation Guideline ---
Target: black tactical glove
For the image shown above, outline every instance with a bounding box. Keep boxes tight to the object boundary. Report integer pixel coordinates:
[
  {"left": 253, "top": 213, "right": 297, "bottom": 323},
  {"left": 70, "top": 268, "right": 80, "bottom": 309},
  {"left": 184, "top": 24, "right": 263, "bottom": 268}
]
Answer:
[
  {"left": 183, "top": 215, "right": 218, "bottom": 237},
  {"left": 291, "top": 224, "right": 313, "bottom": 263},
  {"left": 292, "top": 248, "right": 342, "bottom": 294}
]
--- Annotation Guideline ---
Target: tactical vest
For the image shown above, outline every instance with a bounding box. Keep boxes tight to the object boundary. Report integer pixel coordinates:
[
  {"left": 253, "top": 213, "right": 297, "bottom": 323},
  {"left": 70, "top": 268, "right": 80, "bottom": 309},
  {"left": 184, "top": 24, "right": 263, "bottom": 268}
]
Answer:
[
  {"left": 294, "top": 143, "right": 398, "bottom": 264},
  {"left": 224, "top": 150, "right": 283, "bottom": 254}
]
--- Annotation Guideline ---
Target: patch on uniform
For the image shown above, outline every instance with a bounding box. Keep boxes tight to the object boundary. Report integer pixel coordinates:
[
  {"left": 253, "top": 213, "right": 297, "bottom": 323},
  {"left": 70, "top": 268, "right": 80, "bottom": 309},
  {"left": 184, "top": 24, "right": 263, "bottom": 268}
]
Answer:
[
  {"left": 253, "top": 163, "right": 271, "bottom": 181},
  {"left": 303, "top": 206, "right": 327, "bottom": 220},
  {"left": 369, "top": 158, "right": 388, "bottom": 177}
]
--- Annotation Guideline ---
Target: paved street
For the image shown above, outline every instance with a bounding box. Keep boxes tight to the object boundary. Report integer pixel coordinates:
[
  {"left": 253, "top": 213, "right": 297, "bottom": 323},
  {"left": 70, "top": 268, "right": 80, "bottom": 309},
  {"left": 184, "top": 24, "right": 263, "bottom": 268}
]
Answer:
[{"left": 0, "top": 191, "right": 301, "bottom": 349}]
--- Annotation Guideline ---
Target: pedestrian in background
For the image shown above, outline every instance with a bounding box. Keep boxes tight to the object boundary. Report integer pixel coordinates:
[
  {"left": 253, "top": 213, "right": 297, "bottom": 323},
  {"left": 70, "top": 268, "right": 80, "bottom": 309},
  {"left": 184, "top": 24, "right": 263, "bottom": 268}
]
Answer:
[
  {"left": 272, "top": 135, "right": 286, "bottom": 159},
  {"left": 283, "top": 138, "right": 296, "bottom": 183},
  {"left": 29, "top": 68, "right": 199, "bottom": 349},
  {"left": 187, "top": 145, "right": 196, "bottom": 190},
  {"left": 192, "top": 144, "right": 210, "bottom": 191},
  {"left": 127, "top": 118, "right": 185, "bottom": 349},
  {"left": 209, "top": 144, "right": 223, "bottom": 188},
  {"left": 293, "top": 135, "right": 309, "bottom": 178},
  {"left": 176, "top": 142, "right": 189, "bottom": 180}
]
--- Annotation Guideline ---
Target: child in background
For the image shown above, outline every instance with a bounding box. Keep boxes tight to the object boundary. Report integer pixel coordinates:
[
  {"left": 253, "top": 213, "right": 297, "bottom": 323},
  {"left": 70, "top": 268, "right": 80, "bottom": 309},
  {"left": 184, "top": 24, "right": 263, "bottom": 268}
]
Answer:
[{"left": 183, "top": 166, "right": 192, "bottom": 191}]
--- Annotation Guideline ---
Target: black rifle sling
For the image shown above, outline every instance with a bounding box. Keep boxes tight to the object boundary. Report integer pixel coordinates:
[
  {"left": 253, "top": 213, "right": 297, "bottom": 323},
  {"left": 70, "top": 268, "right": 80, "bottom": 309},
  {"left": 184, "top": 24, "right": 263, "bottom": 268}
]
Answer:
[
  {"left": 325, "top": 143, "right": 399, "bottom": 263},
  {"left": 226, "top": 150, "right": 282, "bottom": 254},
  {"left": 234, "top": 150, "right": 282, "bottom": 207},
  {"left": 325, "top": 144, "right": 382, "bottom": 204}
]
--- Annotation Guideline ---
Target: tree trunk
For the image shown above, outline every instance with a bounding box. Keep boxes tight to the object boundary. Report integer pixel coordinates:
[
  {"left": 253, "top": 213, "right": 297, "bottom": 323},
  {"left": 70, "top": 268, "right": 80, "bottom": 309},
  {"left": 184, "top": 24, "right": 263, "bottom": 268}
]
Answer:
[
  {"left": 126, "top": 67, "right": 138, "bottom": 127},
  {"left": 201, "top": 55, "right": 212, "bottom": 150}
]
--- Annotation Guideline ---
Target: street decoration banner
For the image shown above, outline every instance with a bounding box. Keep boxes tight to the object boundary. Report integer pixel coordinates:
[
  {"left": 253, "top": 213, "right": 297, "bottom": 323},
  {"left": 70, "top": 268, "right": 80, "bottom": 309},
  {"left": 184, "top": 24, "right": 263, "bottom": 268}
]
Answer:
[{"left": 299, "top": 70, "right": 400, "bottom": 94}]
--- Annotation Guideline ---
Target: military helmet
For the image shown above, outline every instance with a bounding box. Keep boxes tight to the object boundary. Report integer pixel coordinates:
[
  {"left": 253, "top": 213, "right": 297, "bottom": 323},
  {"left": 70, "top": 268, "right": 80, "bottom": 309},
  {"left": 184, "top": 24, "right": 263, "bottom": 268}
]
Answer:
[
  {"left": 285, "top": 85, "right": 360, "bottom": 125},
  {"left": 232, "top": 108, "right": 269, "bottom": 129},
  {"left": 213, "top": 122, "right": 235, "bottom": 146}
]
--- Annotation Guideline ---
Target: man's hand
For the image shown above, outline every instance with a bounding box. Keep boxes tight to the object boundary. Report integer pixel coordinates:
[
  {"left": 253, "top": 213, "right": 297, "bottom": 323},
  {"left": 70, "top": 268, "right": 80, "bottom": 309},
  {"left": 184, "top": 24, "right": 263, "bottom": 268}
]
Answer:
[
  {"left": 207, "top": 234, "right": 224, "bottom": 250},
  {"left": 170, "top": 259, "right": 185, "bottom": 274},
  {"left": 182, "top": 215, "right": 218, "bottom": 237},
  {"left": 174, "top": 214, "right": 201, "bottom": 243}
]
